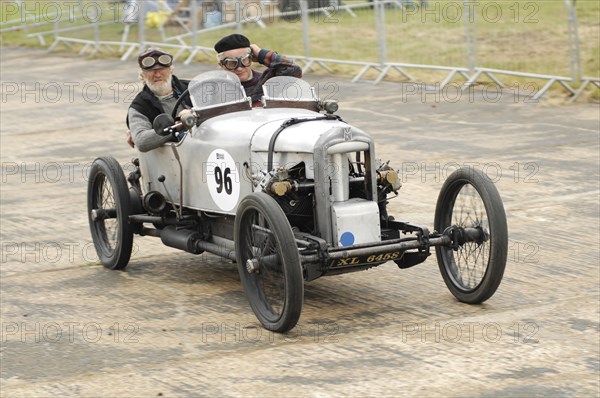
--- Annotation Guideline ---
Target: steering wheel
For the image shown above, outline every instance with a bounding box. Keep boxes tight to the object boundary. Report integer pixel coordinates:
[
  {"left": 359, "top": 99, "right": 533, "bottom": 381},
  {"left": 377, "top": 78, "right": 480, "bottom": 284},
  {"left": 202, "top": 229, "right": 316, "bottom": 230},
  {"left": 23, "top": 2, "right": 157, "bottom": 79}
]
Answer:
[{"left": 171, "top": 88, "right": 191, "bottom": 120}]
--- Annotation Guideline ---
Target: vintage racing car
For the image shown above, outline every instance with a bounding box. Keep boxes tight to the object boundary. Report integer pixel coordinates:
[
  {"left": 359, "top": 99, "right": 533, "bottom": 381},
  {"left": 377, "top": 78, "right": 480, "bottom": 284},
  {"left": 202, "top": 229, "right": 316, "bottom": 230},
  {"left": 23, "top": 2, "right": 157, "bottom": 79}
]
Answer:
[{"left": 87, "top": 71, "right": 508, "bottom": 332}]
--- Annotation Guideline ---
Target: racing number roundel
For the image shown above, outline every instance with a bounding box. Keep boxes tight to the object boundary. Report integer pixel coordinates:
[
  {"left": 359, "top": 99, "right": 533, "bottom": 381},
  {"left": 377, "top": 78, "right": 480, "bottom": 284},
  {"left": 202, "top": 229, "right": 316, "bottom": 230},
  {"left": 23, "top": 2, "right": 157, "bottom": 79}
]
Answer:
[{"left": 206, "top": 149, "right": 240, "bottom": 212}]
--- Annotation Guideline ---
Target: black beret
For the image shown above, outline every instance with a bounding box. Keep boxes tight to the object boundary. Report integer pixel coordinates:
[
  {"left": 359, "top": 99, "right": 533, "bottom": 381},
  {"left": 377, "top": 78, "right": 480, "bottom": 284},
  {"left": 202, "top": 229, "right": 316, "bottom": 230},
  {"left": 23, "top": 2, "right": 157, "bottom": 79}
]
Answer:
[{"left": 214, "top": 34, "right": 251, "bottom": 53}]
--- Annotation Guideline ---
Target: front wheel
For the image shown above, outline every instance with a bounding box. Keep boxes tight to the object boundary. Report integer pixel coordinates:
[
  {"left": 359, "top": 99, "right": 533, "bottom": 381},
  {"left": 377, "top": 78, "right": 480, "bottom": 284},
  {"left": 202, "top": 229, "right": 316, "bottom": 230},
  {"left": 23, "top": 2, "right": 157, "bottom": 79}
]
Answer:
[
  {"left": 434, "top": 167, "right": 508, "bottom": 304},
  {"left": 87, "top": 156, "right": 134, "bottom": 270},
  {"left": 234, "top": 193, "right": 303, "bottom": 332}
]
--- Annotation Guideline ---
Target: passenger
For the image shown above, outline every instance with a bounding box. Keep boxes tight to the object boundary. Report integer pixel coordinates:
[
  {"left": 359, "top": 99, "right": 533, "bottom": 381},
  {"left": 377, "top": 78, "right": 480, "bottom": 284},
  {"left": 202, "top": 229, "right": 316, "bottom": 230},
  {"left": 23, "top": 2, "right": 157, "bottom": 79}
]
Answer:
[
  {"left": 127, "top": 37, "right": 302, "bottom": 148},
  {"left": 214, "top": 33, "right": 302, "bottom": 106},
  {"left": 126, "top": 47, "right": 192, "bottom": 151}
]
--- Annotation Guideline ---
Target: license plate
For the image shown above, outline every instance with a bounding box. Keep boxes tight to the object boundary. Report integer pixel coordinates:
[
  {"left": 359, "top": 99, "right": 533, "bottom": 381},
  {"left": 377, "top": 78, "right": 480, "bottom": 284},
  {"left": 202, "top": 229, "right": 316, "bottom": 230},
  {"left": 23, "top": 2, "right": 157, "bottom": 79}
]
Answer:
[{"left": 329, "top": 251, "right": 402, "bottom": 268}]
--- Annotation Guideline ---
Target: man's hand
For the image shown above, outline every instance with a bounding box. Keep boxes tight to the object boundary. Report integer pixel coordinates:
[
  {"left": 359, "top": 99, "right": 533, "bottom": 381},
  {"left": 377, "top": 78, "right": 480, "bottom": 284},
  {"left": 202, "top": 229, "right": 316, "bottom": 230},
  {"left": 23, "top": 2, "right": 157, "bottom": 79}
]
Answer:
[
  {"left": 177, "top": 109, "right": 195, "bottom": 129},
  {"left": 178, "top": 109, "right": 192, "bottom": 119},
  {"left": 126, "top": 130, "right": 135, "bottom": 148},
  {"left": 250, "top": 44, "right": 261, "bottom": 62}
]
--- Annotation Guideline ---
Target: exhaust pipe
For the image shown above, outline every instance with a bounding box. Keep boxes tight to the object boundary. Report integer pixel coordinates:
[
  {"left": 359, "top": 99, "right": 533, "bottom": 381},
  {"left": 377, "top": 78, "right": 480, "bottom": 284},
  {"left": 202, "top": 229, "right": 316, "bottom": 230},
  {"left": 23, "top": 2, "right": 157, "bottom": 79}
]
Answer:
[
  {"left": 143, "top": 191, "right": 166, "bottom": 214},
  {"left": 160, "top": 226, "right": 203, "bottom": 254}
]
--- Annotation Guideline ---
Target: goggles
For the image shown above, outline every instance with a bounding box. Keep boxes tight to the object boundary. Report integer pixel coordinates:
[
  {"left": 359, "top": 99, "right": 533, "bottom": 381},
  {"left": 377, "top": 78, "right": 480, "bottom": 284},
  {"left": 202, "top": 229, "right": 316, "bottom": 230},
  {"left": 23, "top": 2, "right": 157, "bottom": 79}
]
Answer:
[
  {"left": 141, "top": 54, "right": 173, "bottom": 69},
  {"left": 219, "top": 52, "right": 252, "bottom": 71}
]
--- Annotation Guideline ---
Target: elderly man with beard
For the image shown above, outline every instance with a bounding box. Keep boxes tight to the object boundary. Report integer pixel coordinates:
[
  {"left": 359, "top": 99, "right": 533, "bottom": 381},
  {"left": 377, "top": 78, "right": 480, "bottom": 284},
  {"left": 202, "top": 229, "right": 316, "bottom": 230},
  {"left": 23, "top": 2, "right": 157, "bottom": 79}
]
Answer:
[{"left": 126, "top": 47, "right": 192, "bottom": 151}]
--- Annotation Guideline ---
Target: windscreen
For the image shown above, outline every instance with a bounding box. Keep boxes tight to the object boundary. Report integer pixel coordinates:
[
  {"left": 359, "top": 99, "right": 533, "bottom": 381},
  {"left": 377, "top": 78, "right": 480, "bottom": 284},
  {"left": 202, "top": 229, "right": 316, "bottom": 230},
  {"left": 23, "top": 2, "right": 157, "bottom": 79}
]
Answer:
[
  {"left": 262, "top": 76, "right": 316, "bottom": 101},
  {"left": 188, "top": 70, "right": 247, "bottom": 109}
]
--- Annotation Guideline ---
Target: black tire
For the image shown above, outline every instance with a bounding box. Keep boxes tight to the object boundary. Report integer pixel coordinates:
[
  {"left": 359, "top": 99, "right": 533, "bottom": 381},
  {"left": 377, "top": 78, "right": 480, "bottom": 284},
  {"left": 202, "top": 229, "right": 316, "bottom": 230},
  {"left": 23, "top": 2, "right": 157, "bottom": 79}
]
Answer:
[
  {"left": 234, "top": 192, "right": 303, "bottom": 332},
  {"left": 434, "top": 167, "right": 508, "bottom": 304},
  {"left": 87, "top": 156, "right": 134, "bottom": 270}
]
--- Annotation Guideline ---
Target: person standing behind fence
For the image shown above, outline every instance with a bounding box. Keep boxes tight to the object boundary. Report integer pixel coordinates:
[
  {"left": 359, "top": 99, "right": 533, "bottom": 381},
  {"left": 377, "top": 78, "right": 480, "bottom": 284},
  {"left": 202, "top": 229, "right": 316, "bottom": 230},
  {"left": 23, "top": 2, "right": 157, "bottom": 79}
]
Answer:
[
  {"left": 126, "top": 47, "right": 192, "bottom": 151},
  {"left": 214, "top": 33, "right": 302, "bottom": 106}
]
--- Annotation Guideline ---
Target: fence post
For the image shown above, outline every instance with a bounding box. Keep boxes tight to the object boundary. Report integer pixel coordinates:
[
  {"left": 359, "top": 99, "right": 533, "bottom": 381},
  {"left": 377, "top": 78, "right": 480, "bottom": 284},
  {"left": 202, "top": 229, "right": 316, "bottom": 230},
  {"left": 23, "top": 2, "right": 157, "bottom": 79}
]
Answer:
[
  {"left": 138, "top": 0, "right": 146, "bottom": 49},
  {"left": 53, "top": 17, "right": 59, "bottom": 43},
  {"left": 236, "top": 0, "right": 243, "bottom": 33},
  {"left": 191, "top": 0, "right": 198, "bottom": 48},
  {"left": 464, "top": 0, "right": 477, "bottom": 75},
  {"left": 17, "top": 1, "right": 29, "bottom": 35},
  {"left": 94, "top": 8, "right": 100, "bottom": 53},
  {"left": 566, "top": 0, "right": 582, "bottom": 83},
  {"left": 300, "top": 0, "right": 311, "bottom": 58},
  {"left": 374, "top": 0, "right": 387, "bottom": 66}
]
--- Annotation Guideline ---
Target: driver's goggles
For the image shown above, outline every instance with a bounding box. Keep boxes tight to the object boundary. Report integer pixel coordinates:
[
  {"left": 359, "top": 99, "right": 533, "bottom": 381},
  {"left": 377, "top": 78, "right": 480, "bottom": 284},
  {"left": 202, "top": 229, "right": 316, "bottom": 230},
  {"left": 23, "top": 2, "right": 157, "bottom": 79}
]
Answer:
[
  {"left": 219, "top": 52, "right": 252, "bottom": 70},
  {"left": 141, "top": 54, "right": 173, "bottom": 69}
]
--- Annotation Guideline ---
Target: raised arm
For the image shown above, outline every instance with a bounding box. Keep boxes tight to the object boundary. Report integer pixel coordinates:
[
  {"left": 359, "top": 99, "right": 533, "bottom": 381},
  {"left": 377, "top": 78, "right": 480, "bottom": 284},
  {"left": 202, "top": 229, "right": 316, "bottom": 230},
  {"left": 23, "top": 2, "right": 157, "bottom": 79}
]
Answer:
[{"left": 251, "top": 44, "right": 302, "bottom": 79}]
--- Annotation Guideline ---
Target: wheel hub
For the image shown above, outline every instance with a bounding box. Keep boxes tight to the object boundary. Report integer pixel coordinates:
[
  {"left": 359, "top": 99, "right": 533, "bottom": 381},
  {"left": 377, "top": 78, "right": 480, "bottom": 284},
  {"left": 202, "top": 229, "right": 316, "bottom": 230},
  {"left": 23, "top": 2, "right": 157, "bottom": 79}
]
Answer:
[
  {"left": 246, "top": 258, "right": 260, "bottom": 274},
  {"left": 444, "top": 225, "right": 488, "bottom": 250},
  {"left": 91, "top": 208, "right": 117, "bottom": 221}
]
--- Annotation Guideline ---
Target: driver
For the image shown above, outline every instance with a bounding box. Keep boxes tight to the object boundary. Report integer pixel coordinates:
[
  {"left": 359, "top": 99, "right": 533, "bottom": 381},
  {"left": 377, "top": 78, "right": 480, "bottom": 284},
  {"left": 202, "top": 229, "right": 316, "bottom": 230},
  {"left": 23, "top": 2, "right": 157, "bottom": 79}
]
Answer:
[
  {"left": 126, "top": 47, "right": 192, "bottom": 151},
  {"left": 214, "top": 34, "right": 302, "bottom": 106}
]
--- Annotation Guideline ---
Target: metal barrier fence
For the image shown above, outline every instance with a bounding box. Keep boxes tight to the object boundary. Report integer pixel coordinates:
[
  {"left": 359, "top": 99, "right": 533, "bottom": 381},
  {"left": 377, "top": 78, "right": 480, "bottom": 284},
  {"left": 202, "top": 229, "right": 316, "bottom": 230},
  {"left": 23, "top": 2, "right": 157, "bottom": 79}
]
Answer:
[{"left": 1, "top": 0, "right": 598, "bottom": 101}]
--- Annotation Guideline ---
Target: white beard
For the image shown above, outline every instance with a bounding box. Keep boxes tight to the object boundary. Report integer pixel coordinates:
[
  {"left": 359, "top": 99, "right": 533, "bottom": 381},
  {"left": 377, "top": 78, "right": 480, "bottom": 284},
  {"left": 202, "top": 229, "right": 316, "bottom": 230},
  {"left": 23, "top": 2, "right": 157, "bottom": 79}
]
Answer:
[{"left": 146, "top": 75, "right": 172, "bottom": 96}]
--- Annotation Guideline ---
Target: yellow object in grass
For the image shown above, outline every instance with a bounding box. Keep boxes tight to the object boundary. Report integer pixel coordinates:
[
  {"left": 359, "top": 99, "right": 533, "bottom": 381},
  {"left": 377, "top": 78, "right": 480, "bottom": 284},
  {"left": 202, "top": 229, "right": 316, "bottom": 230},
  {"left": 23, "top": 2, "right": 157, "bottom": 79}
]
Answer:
[{"left": 145, "top": 11, "right": 172, "bottom": 28}]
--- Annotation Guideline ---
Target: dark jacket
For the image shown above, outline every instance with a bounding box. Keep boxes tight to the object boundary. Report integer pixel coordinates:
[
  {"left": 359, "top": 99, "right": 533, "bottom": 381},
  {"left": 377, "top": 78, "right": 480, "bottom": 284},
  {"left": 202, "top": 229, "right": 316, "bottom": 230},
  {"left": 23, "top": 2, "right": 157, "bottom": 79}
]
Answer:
[
  {"left": 243, "top": 49, "right": 303, "bottom": 106},
  {"left": 126, "top": 75, "right": 192, "bottom": 128}
]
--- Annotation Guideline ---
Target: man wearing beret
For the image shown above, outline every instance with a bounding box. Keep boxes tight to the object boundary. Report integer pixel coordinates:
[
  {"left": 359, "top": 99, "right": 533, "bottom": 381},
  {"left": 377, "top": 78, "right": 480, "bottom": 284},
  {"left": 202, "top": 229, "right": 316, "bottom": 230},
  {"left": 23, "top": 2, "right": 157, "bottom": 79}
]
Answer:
[
  {"left": 214, "top": 33, "right": 302, "bottom": 106},
  {"left": 126, "top": 47, "right": 192, "bottom": 151}
]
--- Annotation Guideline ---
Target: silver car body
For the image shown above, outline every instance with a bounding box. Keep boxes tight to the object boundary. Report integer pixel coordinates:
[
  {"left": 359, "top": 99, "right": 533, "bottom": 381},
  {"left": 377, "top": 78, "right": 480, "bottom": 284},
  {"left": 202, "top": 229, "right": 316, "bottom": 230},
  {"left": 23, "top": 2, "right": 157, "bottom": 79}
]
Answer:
[{"left": 138, "top": 71, "right": 381, "bottom": 247}]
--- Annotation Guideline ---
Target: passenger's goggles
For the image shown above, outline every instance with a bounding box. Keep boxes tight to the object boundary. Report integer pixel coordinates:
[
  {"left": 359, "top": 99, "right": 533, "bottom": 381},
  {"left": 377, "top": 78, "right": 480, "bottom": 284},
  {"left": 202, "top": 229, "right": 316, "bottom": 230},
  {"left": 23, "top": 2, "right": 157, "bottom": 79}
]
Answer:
[
  {"left": 219, "top": 52, "right": 252, "bottom": 70},
  {"left": 141, "top": 54, "right": 173, "bottom": 69}
]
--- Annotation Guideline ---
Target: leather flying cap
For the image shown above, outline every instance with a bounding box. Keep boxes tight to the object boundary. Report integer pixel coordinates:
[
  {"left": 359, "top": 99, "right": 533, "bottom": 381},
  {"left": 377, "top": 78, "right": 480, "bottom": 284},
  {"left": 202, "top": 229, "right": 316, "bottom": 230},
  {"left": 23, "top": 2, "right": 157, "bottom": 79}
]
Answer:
[
  {"left": 138, "top": 47, "right": 173, "bottom": 70},
  {"left": 214, "top": 34, "right": 250, "bottom": 53}
]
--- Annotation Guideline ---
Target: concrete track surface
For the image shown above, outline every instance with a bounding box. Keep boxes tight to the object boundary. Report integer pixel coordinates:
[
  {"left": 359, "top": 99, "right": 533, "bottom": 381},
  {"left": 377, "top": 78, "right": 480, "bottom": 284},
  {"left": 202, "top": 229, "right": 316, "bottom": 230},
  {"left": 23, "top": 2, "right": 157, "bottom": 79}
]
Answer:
[{"left": 1, "top": 46, "right": 599, "bottom": 397}]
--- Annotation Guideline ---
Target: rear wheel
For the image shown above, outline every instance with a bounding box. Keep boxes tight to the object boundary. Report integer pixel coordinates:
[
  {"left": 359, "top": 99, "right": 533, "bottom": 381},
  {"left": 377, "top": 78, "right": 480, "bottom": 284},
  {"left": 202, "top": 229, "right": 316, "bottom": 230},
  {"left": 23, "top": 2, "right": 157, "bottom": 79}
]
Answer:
[
  {"left": 234, "top": 193, "right": 303, "bottom": 332},
  {"left": 434, "top": 167, "right": 508, "bottom": 303},
  {"left": 87, "top": 156, "right": 134, "bottom": 270}
]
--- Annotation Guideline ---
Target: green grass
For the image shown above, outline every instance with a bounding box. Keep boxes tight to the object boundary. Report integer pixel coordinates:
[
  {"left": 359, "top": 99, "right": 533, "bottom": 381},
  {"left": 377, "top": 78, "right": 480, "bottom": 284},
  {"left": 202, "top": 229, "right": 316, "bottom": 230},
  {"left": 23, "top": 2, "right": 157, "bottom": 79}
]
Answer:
[{"left": 2, "top": 0, "right": 598, "bottom": 95}]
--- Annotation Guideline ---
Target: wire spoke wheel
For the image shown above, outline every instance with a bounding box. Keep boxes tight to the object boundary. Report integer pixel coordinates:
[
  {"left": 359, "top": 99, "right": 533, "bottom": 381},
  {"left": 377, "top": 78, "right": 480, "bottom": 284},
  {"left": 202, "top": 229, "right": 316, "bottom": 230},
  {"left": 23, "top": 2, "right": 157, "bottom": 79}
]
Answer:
[
  {"left": 435, "top": 167, "right": 508, "bottom": 303},
  {"left": 87, "top": 157, "right": 133, "bottom": 270},
  {"left": 235, "top": 193, "right": 303, "bottom": 332}
]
